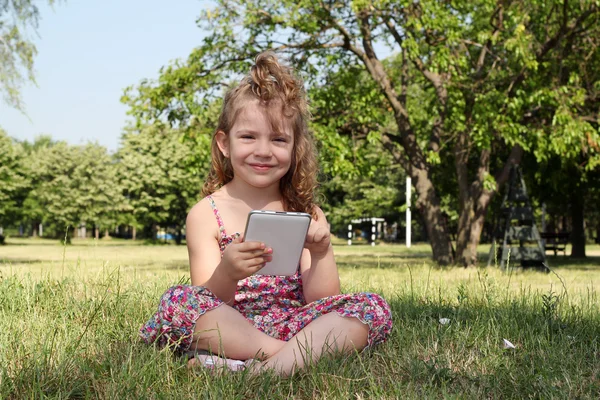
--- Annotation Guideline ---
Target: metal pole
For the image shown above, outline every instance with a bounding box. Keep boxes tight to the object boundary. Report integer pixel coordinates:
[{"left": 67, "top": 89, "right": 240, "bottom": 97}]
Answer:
[
  {"left": 406, "top": 177, "right": 412, "bottom": 248},
  {"left": 347, "top": 224, "right": 352, "bottom": 245},
  {"left": 371, "top": 218, "right": 376, "bottom": 247}
]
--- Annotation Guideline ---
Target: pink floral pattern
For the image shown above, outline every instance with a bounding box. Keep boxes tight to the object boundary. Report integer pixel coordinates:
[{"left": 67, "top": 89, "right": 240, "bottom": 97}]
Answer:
[{"left": 140, "top": 196, "right": 393, "bottom": 353}]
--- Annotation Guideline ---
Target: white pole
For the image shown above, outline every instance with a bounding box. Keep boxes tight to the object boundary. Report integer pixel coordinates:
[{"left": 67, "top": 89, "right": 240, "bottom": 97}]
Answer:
[
  {"left": 406, "top": 177, "right": 412, "bottom": 248},
  {"left": 371, "top": 218, "right": 376, "bottom": 246},
  {"left": 347, "top": 224, "right": 352, "bottom": 246},
  {"left": 39, "top": 223, "right": 43, "bottom": 237}
]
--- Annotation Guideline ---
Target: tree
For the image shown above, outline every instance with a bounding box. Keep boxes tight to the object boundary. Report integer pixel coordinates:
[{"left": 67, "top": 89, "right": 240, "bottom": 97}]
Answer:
[
  {"left": 17, "top": 135, "right": 55, "bottom": 236},
  {"left": 0, "top": 0, "right": 60, "bottom": 110},
  {"left": 308, "top": 62, "right": 408, "bottom": 231},
  {"left": 0, "top": 129, "right": 29, "bottom": 232},
  {"left": 76, "top": 144, "right": 128, "bottom": 239},
  {"left": 116, "top": 125, "right": 207, "bottom": 244},
  {"left": 124, "top": 0, "right": 599, "bottom": 265},
  {"left": 30, "top": 141, "right": 125, "bottom": 242}
]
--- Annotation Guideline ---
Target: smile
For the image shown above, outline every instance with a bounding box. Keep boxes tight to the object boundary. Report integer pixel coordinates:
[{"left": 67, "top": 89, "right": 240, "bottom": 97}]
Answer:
[{"left": 249, "top": 163, "right": 274, "bottom": 171}]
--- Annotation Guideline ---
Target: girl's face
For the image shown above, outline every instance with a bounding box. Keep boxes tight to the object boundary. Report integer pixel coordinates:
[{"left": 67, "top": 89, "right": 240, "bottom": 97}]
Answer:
[{"left": 217, "top": 101, "right": 294, "bottom": 190}]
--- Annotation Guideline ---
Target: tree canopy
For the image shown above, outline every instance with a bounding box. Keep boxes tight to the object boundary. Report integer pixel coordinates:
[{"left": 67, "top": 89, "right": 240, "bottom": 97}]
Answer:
[
  {"left": 123, "top": 0, "right": 600, "bottom": 264},
  {"left": 0, "top": 0, "right": 59, "bottom": 111}
]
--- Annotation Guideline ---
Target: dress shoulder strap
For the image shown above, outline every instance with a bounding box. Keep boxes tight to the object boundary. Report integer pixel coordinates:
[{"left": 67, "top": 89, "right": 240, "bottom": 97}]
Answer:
[{"left": 206, "top": 195, "right": 228, "bottom": 239}]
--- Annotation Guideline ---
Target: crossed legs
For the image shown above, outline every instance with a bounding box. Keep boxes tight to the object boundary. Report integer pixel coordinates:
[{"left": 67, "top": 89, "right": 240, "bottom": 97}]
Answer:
[{"left": 189, "top": 304, "right": 369, "bottom": 375}]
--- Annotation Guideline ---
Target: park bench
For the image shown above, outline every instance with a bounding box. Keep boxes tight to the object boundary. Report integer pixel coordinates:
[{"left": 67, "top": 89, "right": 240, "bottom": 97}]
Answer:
[{"left": 540, "top": 232, "right": 569, "bottom": 256}]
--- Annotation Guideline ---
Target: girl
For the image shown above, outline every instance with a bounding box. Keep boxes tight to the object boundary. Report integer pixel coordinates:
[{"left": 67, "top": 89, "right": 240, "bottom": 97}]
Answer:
[{"left": 140, "top": 51, "right": 392, "bottom": 375}]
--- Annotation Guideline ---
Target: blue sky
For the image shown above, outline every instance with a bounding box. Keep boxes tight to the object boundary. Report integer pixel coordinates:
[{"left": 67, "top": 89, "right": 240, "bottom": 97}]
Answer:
[{"left": 1, "top": 0, "right": 211, "bottom": 152}]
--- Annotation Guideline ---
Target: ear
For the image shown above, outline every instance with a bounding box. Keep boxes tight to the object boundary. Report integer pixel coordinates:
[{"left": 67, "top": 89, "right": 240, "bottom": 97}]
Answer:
[{"left": 215, "top": 130, "right": 229, "bottom": 158}]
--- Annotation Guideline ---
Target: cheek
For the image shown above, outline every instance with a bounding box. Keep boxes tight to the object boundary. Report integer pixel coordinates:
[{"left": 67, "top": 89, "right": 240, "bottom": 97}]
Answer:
[{"left": 277, "top": 145, "right": 293, "bottom": 160}]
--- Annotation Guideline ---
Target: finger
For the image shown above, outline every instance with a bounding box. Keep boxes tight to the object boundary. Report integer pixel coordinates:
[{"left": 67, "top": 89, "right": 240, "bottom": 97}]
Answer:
[
  {"left": 306, "top": 228, "right": 324, "bottom": 244},
  {"left": 241, "top": 248, "right": 272, "bottom": 259},
  {"left": 237, "top": 240, "right": 266, "bottom": 252},
  {"left": 315, "top": 228, "right": 330, "bottom": 243},
  {"left": 244, "top": 257, "right": 270, "bottom": 271},
  {"left": 247, "top": 263, "right": 266, "bottom": 274}
]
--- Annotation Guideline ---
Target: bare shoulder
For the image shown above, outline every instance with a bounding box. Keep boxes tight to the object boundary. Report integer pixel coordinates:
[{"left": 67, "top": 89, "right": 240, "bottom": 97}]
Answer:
[
  {"left": 187, "top": 197, "right": 213, "bottom": 225},
  {"left": 186, "top": 197, "right": 219, "bottom": 241}
]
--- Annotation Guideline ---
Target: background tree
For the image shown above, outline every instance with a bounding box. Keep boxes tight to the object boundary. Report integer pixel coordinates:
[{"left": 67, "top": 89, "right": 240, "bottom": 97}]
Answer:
[
  {"left": 116, "top": 125, "right": 207, "bottom": 244},
  {"left": 0, "top": 0, "right": 60, "bottom": 111},
  {"left": 0, "top": 129, "right": 29, "bottom": 237},
  {"left": 123, "top": 0, "right": 599, "bottom": 265},
  {"left": 29, "top": 141, "right": 124, "bottom": 242},
  {"left": 18, "top": 135, "right": 56, "bottom": 237},
  {"left": 76, "top": 144, "right": 128, "bottom": 239},
  {"left": 310, "top": 63, "right": 407, "bottom": 232}
]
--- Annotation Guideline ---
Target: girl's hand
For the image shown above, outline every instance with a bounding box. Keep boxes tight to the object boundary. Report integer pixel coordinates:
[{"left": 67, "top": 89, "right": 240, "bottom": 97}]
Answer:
[
  {"left": 304, "top": 219, "right": 331, "bottom": 260},
  {"left": 220, "top": 235, "right": 272, "bottom": 281}
]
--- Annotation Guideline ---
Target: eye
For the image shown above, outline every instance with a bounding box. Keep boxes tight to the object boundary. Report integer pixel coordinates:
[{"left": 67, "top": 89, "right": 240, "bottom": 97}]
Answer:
[{"left": 273, "top": 137, "right": 288, "bottom": 143}]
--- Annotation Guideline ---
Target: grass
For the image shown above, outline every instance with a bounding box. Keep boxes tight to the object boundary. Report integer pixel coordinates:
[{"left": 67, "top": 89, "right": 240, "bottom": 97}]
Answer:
[{"left": 1, "top": 238, "right": 600, "bottom": 398}]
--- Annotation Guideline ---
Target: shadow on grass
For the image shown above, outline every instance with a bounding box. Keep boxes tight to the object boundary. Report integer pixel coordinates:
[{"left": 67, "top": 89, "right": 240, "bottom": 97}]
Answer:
[
  {"left": 0, "top": 258, "right": 43, "bottom": 265},
  {"left": 3, "top": 239, "right": 59, "bottom": 246},
  {"left": 546, "top": 255, "right": 600, "bottom": 271},
  {"left": 4, "top": 237, "right": 151, "bottom": 247},
  {"left": 336, "top": 251, "right": 436, "bottom": 270}
]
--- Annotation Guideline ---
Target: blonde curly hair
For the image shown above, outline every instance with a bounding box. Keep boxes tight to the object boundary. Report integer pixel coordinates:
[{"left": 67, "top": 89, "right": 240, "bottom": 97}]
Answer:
[{"left": 201, "top": 51, "right": 319, "bottom": 217}]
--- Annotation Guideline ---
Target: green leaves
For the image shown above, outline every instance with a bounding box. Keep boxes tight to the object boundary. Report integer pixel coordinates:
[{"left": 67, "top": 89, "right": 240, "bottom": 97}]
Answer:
[
  {"left": 116, "top": 125, "right": 207, "bottom": 233},
  {"left": 117, "top": 0, "right": 599, "bottom": 263},
  {"left": 30, "top": 142, "right": 125, "bottom": 233},
  {"left": 0, "top": 130, "right": 29, "bottom": 223},
  {"left": 0, "top": 0, "right": 60, "bottom": 111}
]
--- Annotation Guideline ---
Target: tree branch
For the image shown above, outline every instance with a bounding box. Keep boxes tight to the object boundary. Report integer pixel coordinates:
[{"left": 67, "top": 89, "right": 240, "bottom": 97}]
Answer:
[{"left": 507, "top": 5, "right": 597, "bottom": 97}]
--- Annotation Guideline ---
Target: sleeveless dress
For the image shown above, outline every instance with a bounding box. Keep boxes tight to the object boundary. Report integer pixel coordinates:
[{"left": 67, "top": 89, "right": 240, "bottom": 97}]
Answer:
[{"left": 140, "top": 196, "right": 393, "bottom": 353}]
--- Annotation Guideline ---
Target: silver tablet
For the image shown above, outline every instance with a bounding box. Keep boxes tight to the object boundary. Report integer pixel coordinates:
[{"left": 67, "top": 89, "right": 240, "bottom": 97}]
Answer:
[{"left": 243, "top": 210, "right": 312, "bottom": 276}]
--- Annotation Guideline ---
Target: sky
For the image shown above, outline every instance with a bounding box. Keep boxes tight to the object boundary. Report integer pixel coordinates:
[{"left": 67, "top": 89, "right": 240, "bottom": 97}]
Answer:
[{"left": 1, "top": 0, "right": 211, "bottom": 153}]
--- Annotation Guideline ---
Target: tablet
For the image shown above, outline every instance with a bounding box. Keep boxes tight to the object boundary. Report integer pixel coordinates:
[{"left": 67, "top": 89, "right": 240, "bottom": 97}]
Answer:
[{"left": 243, "top": 210, "right": 312, "bottom": 276}]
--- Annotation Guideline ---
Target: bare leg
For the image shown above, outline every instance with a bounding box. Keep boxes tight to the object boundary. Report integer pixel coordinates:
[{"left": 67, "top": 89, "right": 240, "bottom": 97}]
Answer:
[
  {"left": 254, "top": 313, "right": 369, "bottom": 376},
  {"left": 189, "top": 304, "right": 285, "bottom": 362}
]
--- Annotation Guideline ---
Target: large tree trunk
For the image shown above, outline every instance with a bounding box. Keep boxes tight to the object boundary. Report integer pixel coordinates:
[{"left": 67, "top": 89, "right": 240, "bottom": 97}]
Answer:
[
  {"left": 570, "top": 185, "right": 586, "bottom": 258},
  {"left": 132, "top": 226, "right": 137, "bottom": 241},
  {"left": 350, "top": 36, "right": 454, "bottom": 265},
  {"left": 383, "top": 132, "right": 454, "bottom": 265},
  {"left": 411, "top": 167, "right": 454, "bottom": 265},
  {"left": 456, "top": 145, "right": 523, "bottom": 266},
  {"left": 454, "top": 131, "right": 475, "bottom": 265}
]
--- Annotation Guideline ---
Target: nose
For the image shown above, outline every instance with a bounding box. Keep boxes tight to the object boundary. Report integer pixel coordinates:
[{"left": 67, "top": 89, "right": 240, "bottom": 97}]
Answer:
[{"left": 253, "top": 139, "right": 272, "bottom": 158}]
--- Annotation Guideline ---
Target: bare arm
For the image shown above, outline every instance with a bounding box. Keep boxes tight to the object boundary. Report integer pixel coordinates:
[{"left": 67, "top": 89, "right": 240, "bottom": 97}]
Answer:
[
  {"left": 187, "top": 200, "right": 237, "bottom": 303},
  {"left": 187, "top": 200, "right": 271, "bottom": 305},
  {"left": 300, "top": 207, "right": 341, "bottom": 303}
]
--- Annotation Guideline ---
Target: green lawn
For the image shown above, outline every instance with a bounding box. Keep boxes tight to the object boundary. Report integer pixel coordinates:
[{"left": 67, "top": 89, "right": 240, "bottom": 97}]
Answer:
[{"left": 1, "top": 238, "right": 600, "bottom": 398}]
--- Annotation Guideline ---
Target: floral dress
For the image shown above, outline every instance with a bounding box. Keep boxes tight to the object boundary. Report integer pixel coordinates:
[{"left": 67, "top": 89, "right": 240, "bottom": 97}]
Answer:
[{"left": 140, "top": 196, "right": 393, "bottom": 353}]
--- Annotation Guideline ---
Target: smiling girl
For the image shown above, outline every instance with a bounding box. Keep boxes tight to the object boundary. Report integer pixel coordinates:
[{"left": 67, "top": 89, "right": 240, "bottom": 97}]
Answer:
[{"left": 140, "top": 51, "right": 392, "bottom": 375}]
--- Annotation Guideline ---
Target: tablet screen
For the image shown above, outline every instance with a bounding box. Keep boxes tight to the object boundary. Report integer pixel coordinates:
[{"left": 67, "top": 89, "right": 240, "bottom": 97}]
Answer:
[{"left": 244, "top": 210, "right": 311, "bottom": 276}]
